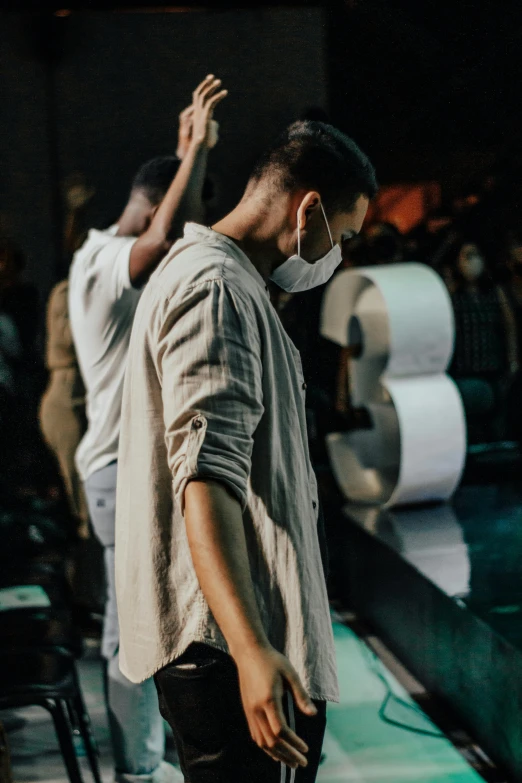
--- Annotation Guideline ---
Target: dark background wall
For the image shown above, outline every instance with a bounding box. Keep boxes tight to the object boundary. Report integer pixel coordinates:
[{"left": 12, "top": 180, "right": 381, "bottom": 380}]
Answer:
[
  {"left": 328, "top": 0, "right": 522, "bottom": 188},
  {"left": 1, "top": 7, "right": 328, "bottom": 315},
  {"left": 5, "top": 0, "right": 522, "bottom": 321}
]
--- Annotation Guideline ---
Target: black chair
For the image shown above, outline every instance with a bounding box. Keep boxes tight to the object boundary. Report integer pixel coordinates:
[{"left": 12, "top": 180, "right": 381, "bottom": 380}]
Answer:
[
  {"left": 0, "top": 645, "right": 102, "bottom": 783},
  {"left": 0, "top": 606, "right": 82, "bottom": 658}
]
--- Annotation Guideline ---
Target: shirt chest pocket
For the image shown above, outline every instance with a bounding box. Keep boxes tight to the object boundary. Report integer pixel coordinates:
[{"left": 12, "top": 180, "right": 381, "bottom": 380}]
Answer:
[{"left": 287, "top": 341, "right": 307, "bottom": 395}]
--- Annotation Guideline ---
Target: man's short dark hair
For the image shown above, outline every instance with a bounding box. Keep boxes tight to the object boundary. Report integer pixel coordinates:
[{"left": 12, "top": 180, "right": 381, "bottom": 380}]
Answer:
[
  {"left": 132, "top": 156, "right": 181, "bottom": 205},
  {"left": 249, "top": 121, "right": 378, "bottom": 214}
]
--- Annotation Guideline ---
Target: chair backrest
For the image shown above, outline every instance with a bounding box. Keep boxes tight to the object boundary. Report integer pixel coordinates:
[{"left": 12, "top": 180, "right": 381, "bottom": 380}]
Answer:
[
  {"left": 0, "top": 645, "right": 76, "bottom": 700},
  {"left": 0, "top": 606, "right": 81, "bottom": 657}
]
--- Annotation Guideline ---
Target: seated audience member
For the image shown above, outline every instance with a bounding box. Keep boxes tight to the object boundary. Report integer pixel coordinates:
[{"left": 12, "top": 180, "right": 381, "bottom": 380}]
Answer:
[
  {"left": 498, "top": 229, "right": 522, "bottom": 443},
  {"left": 365, "top": 221, "right": 404, "bottom": 265},
  {"left": 445, "top": 237, "right": 518, "bottom": 442},
  {"left": 0, "top": 311, "right": 21, "bottom": 473},
  {"left": 0, "top": 238, "right": 39, "bottom": 359}
]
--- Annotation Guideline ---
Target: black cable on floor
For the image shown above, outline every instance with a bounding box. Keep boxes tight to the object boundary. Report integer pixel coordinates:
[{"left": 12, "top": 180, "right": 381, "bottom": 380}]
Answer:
[{"left": 357, "top": 637, "right": 445, "bottom": 739}]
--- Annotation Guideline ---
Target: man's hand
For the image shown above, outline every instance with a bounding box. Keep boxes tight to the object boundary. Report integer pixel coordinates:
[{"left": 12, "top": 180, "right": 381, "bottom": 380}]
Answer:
[
  {"left": 176, "top": 100, "right": 220, "bottom": 160},
  {"left": 190, "top": 74, "right": 227, "bottom": 150},
  {"left": 176, "top": 104, "right": 194, "bottom": 160},
  {"left": 235, "top": 644, "right": 317, "bottom": 769}
]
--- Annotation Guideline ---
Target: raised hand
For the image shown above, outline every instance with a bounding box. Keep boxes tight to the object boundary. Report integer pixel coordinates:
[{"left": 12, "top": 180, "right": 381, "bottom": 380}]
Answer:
[
  {"left": 176, "top": 104, "right": 195, "bottom": 160},
  {"left": 190, "top": 74, "right": 227, "bottom": 150}
]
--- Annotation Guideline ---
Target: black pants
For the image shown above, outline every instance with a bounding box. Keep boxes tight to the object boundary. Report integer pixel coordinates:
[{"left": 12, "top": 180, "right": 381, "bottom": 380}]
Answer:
[{"left": 154, "top": 643, "right": 327, "bottom": 783}]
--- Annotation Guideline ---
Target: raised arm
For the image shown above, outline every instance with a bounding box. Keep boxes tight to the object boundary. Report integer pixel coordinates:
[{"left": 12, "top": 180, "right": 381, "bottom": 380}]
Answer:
[{"left": 129, "top": 76, "right": 227, "bottom": 286}]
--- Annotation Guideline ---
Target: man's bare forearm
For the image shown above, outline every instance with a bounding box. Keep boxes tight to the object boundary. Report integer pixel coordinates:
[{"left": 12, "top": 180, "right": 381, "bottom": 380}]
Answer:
[
  {"left": 154, "top": 142, "right": 208, "bottom": 241},
  {"left": 129, "top": 142, "right": 208, "bottom": 285},
  {"left": 184, "top": 479, "right": 270, "bottom": 661}
]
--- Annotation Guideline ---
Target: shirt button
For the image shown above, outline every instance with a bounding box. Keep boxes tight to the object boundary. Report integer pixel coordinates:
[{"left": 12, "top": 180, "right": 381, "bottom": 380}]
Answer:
[
  {"left": 302, "top": 382, "right": 307, "bottom": 390},
  {"left": 193, "top": 419, "right": 203, "bottom": 430},
  {"left": 312, "top": 501, "right": 317, "bottom": 510}
]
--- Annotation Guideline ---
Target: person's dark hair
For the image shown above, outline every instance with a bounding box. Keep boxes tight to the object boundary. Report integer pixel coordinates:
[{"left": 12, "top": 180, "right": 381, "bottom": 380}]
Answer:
[
  {"left": 131, "top": 156, "right": 182, "bottom": 205},
  {"left": 249, "top": 120, "right": 377, "bottom": 214}
]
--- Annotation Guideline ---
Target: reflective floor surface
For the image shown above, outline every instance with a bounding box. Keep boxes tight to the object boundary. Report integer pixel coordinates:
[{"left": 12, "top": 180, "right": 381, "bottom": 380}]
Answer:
[{"left": 345, "top": 482, "right": 522, "bottom": 650}]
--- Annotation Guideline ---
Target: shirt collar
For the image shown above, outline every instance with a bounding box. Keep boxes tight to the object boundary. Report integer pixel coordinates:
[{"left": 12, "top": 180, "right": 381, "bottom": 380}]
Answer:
[{"left": 183, "top": 223, "right": 269, "bottom": 299}]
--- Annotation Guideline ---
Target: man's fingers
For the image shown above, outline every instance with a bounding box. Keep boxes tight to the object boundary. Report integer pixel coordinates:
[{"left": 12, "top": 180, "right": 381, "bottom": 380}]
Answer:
[
  {"left": 206, "top": 89, "right": 228, "bottom": 113},
  {"left": 265, "top": 702, "right": 309, "bottom": 755},
  {"left": 255, "top": 711, "right": 307, "bottom": 768},
  {"left": 198, "top": 78, "right": 223, "bottom": 105},
  {"left": 195, "top": 77, "right": 221, "bottom": 105},
  {"left": 179, "top": 105, "right": 194, "bottom": 119},
  {"left": 192, "top": 74, "right": 215, "bottom": 101},
  {"left": 247, "top": 717, "right": 264, "bottom": 753}
]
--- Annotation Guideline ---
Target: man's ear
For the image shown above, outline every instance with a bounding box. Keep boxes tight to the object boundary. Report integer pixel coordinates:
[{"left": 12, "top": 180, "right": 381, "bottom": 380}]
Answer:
[{"left": 296, "top": 191, "right": 321, "bottom": 230}]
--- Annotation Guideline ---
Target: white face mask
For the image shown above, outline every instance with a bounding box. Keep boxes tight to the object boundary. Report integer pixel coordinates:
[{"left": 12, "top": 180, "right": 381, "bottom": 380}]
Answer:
[
  {"left": 270, "top": 203, "right": 343, "bottom": 293},
  {"left": 461, "top": 254, "right": 484, "bottom": 281}
]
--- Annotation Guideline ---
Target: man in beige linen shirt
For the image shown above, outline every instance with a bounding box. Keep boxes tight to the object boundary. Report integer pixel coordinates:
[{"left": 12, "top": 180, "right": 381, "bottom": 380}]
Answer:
[{"left": 116, "top": 120, "right": 377, "bottom": 783}]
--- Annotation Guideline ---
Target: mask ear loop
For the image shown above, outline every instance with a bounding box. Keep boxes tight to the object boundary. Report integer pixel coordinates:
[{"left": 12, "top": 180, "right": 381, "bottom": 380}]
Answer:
[
  {"left": 320, "top": 202, "right": 335, "bottom": 249},
  {"left": 296, "top": 210, "right": 301, "bottom": 257}
]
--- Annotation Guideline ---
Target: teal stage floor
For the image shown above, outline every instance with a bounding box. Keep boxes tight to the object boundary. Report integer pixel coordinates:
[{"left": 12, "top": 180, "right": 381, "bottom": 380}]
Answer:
[
  {"left": 318, "top": 623, "right": 483, "bottom": 783},
  {"left": 5, "top": 622, "right": 484, "bottom": 783}
]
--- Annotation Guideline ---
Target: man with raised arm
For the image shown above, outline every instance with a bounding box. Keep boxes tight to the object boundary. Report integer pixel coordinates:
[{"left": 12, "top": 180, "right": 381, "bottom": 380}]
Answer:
[{"left": 69, "top": 75, "right": 227, "bottom": 783}]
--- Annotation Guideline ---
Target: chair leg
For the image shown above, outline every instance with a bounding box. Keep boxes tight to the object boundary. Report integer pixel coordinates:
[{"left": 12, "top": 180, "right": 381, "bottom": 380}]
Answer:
[
  {"left": 0, "top": 720, "right": 14, "bottom": 783},
  {"left": 66, "top": 698, "right": 80, "bottom": 732},
  {"left": 45, "top": 699, "right": 85, "bottom": 783},
  {"left": 71, "top": 675, "right": 103, "bottom": 783}
]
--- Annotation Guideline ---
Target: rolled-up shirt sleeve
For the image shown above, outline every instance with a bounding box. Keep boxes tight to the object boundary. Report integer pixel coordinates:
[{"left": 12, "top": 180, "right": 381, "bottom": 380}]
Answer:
[{"left": 156, "top": 278, "right": 264, "bottom": 512}]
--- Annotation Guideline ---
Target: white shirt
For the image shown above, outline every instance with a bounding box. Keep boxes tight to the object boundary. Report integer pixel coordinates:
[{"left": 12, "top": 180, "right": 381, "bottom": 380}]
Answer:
[
  {"left": 68, "top": 225, "right": 138, "bottom": 481},
  {"left": 115, "top": 223, "right": 339, "bottom": 702}
]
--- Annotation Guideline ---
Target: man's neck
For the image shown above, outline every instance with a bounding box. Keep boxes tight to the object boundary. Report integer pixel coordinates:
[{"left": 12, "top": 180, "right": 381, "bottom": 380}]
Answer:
[
  {"left": 212, "top": 200, "right": 288, "bottom": 283},
  {"left": 116, "top": 194, "right": 150, "bottom": 237}
]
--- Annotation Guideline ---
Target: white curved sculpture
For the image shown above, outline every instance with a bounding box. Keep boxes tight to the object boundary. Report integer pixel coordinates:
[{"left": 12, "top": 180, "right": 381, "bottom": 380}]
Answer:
[{"left": 320, "top": 263, "right": 467, "bottom": 507}]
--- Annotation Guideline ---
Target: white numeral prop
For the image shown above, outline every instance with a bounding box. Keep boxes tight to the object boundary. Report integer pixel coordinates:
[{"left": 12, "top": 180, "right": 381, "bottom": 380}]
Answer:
[{"left": 320, "top": 263, "right": 466, "bottom": 507}]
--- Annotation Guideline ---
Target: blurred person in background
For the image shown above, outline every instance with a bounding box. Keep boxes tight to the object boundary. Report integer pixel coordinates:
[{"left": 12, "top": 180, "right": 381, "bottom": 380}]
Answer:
[
  {"left": 115, "top": 119, "right": 376, "bottom": 783},
  {"left": 69, "top": 75, "right": 226, "bottom": 783},
  {"left": 498, "top": 229, "right": 522, "bottom": 444},
  {"left": 40, "top": 175, "right": 94, "bottom": 540},
  {"left": 444, "top": 237, "right": 518, "bottom": 442},
  {"left": 39, "top": 175, "right": 105, "bottom": 628},
  {"left": 0, "top": 237, "right": 39, "bottom": 361},
  {"left": 501, "top": 229, "right": 522, "bottom": 345},
  {"left": 365, "top": 221, "right": 404, "bottom": 265},
  {"left": 405, "top": 205, "right": 454, "bottom": 265},
  {"left": 0, "top": 236, "right": 46, "bottom": 494},
  {"left": 0, "top": 311, "right": 21, "bottom": 476}
]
